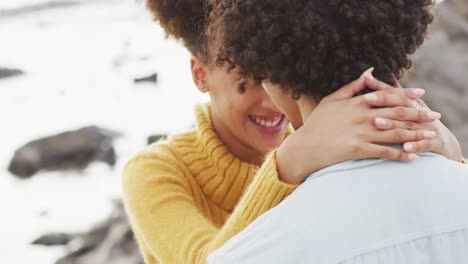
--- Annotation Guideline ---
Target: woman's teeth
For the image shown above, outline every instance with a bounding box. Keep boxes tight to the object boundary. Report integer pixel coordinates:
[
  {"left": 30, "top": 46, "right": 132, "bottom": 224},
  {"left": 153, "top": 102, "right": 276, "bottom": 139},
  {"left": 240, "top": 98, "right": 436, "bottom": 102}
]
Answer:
[{"left": 252, "top": 116, "right": 281, "bottom": 127}]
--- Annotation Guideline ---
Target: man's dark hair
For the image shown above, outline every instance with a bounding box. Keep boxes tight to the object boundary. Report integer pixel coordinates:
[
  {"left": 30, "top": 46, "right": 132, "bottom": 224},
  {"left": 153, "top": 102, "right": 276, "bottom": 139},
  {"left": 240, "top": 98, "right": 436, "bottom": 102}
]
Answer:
[
  {"left": 208, "top": 0, "right": 435, "bottom": 99},
  {"left": 146, "top": 0, "right": 212, "bottom": 61}
]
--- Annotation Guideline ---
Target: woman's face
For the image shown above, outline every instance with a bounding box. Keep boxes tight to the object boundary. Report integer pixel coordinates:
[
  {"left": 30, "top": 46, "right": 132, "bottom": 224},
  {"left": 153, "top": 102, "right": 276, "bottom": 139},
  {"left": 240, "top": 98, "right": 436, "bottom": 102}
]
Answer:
[{"left": 202, "top": 63, "right": 288, "bottom": 162}]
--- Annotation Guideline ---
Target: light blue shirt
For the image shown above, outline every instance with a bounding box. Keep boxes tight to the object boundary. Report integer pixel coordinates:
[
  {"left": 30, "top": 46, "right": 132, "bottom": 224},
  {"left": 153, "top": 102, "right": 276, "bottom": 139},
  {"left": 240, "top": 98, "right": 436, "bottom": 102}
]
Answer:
[{"left": 208, "top": 152, "right": 468, "bottom": 264}]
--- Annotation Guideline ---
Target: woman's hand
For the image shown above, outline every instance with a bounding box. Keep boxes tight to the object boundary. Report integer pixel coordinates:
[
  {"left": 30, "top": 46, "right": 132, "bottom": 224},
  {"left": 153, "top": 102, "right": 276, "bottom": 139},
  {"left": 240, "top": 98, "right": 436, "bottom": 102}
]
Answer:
[
  {"left": 374, "top": 99, "right": 463, "bottom": 162},
  {"left": 276, "top": 69, "right": 443, "bottom": 185},
  {"left": 362, "top": 75, "right": 464, "bottom": 162}
]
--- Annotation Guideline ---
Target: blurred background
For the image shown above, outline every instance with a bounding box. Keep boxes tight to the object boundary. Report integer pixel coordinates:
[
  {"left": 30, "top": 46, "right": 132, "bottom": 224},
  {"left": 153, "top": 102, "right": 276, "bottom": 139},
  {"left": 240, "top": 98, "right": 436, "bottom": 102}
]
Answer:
[{"left": 0, "top": 0, "right": 466, "bottom": 263}]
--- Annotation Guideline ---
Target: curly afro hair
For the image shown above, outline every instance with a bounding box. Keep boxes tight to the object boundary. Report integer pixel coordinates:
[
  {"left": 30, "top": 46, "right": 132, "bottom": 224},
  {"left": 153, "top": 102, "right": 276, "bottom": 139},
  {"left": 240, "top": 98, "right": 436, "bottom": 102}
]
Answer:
[
  {"left": 146, "top": 0, "right": 212, "bottom": 60},
  {"left": 208, "top": 0, "right": 435, "bottom": 99}
]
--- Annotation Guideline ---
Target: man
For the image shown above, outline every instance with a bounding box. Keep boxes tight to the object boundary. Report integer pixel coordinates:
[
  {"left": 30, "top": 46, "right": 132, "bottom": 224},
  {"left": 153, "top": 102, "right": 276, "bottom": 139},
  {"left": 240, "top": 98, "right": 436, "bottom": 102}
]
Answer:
[{"left": 207, "top": 0, "right": 468, "bottom": 262}]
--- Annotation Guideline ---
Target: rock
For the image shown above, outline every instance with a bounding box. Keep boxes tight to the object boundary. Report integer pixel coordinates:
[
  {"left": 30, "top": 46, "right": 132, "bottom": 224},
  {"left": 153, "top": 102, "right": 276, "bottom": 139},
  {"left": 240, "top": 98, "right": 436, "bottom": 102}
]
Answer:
[
  {"left": 133, "top": 73, "right": 158, "bottom": 84},
  {"left": 55, "top": 200, "right": 143, "bottom": 264},
  {"left": 0, "top": 68, "right": 24, "bottom": 79},
  {"left": 147, "top": 134, "right": 167, "bottom": 145},
  {"left": 8, "top": 126, "right": 120, "bottom": 178},
  {"left": 402, "top": 1, "right": 468, "bottom": 152},
  {"left": 32, "top": 233, "right": 76, "bottom": 246}
]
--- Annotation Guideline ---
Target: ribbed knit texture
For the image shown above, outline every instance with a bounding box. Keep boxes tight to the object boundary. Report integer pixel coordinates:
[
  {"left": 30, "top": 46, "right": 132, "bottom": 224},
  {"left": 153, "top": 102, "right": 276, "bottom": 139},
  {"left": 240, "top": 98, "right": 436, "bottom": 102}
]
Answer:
[{"left": 122, "top": 103, "right": 297, "bottom": 264}]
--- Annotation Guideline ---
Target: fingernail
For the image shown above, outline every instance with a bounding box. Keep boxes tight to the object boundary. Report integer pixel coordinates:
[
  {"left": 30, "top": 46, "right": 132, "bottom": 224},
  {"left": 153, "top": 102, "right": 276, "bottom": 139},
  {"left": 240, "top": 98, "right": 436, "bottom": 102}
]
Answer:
[
  {"left": 364, "top": 72, "right": 374, "bottom": 82},
  {"left": 404, "top": 143, "right": 413, "bottom": 152},
  {"left": 426, "top": 111, "right": 441, "bottom": 120},
  {"left": 365, "top": 93, "right": 378, "bottom": 103},
  {"left": 423, "top": 130, "right": 437, "bottom": 138},
  {"left": 365, "top": 67, "right": 375, "bottom": 74},
  {"left": 411, "top": 88, "right": 425, "bottom": 97},
  {"left": 408, "top": 154, "right": 420, "bottom": 161},
  {"left": 360, "top": 67, "right": 374, "bottom": 79},
  {"left": 375, "top": 118, "right": 387, "bottom": 127}
]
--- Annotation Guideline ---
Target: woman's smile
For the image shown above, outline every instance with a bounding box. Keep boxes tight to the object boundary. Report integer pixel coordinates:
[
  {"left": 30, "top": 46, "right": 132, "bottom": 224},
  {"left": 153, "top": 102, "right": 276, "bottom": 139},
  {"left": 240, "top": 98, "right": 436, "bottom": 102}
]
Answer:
[{"left": 248, "top": 114, "right": 287, "bottom": 134}]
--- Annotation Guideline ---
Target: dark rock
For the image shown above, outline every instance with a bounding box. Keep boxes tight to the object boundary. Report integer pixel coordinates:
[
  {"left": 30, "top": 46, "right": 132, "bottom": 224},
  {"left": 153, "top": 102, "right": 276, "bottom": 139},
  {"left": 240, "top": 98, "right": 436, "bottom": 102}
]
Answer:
[
  {"left": 133, "top": 73, "right": 158, "bottom": 84},
  {"left": 402, "top": 1, "right": 468, "bottom": 152},
  {"left": 55, "top": 200, "right": 143, "bottom": 264},
  {"left": 147, "top": 134, "right": 167, "bottom": 145},
  {"left": 32, "top": 233, "right": 77, "bottom": 246},
  {"left": 0, "top": 68, "right": 24, "bottom": 79},
  {"left": 8, "top": 126, "right": 120, "bottom": 178}
]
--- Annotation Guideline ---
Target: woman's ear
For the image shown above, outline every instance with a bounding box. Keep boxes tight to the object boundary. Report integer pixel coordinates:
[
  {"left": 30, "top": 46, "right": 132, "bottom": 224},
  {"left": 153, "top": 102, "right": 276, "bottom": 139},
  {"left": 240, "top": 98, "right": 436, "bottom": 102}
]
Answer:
[{"left": 191, "top": 56, "right": 209, "bottom": 93}]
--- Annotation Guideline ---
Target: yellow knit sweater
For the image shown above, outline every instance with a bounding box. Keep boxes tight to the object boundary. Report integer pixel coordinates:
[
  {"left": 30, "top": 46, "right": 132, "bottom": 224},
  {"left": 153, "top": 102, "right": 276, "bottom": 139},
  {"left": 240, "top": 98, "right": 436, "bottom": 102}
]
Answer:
[{"left": 122, "top": 103, "right": 297, "bottom": 264}]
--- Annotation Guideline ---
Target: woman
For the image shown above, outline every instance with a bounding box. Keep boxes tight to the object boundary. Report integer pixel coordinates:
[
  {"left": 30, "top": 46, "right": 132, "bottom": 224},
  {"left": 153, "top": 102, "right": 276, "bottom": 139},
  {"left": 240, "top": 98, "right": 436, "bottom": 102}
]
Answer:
[{"left": 122, "top": 0, "right": 465, "bottom": 263}]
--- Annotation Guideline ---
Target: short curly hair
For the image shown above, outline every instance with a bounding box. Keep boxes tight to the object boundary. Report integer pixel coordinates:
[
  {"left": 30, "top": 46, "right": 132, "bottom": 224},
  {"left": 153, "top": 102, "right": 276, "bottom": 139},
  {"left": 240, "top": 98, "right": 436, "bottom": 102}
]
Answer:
[
  {"left": 146, "top": 0, "right": 211, "bottom": 60},
  {"left": 208, "top": 0, "right": 435, "bottom": 99}
]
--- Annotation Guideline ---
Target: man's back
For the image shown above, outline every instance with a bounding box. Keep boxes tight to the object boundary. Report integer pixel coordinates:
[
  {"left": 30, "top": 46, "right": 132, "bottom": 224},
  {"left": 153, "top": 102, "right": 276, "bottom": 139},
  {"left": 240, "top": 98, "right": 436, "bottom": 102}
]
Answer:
[{"left": 208, "top": 152, "right": 468, "bottom": 263}]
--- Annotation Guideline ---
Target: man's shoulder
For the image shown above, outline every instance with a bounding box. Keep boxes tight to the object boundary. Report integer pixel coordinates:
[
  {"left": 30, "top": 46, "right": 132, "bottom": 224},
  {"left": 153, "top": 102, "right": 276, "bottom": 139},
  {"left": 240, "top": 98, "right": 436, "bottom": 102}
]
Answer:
[{"left": 208, "top": 153, "right": 468, "bottom": 263}]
